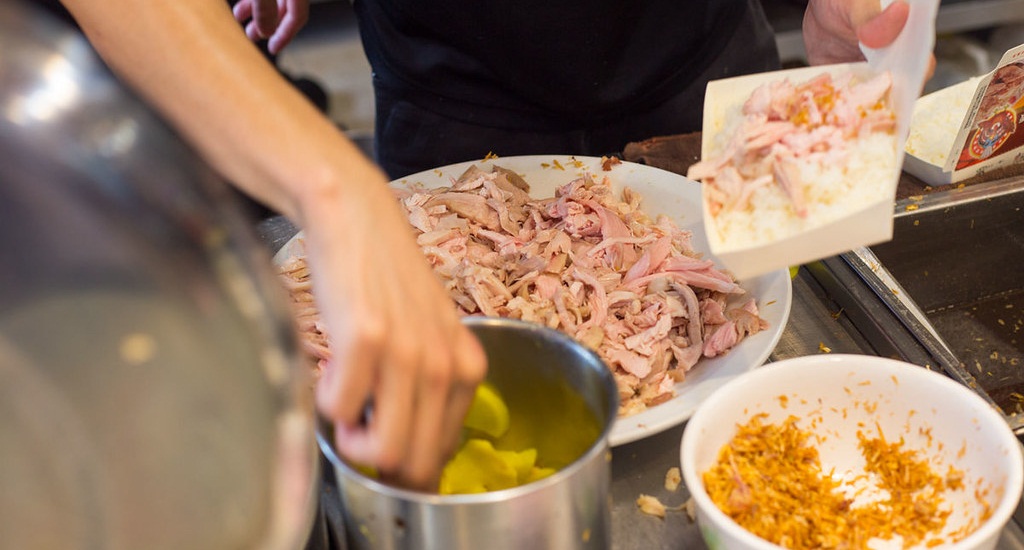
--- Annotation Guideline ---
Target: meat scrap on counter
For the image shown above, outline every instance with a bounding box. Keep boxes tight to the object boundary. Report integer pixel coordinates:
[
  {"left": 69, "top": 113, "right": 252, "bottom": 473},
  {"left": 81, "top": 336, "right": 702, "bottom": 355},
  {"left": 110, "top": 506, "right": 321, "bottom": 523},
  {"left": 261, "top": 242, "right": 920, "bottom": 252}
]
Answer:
[
  {"left": 665, "top": 466, "right": 682, "bottom": 492},
  {"left": 635, "top": 493, "right": 693, "bottom": 521},
  {"left": 636, "top": 494, "right": 668, "bottom": 519},
  {"left": 279, "top": 164, "right": 768, "bottom": 416}
]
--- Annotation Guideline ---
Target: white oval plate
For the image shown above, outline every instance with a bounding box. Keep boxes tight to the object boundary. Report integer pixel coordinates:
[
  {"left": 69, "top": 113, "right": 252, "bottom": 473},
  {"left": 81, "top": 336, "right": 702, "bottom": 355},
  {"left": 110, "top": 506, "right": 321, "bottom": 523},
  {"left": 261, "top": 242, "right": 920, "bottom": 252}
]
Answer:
[{"left": 275, "top": 155, "right": 792, "bottom": 447}]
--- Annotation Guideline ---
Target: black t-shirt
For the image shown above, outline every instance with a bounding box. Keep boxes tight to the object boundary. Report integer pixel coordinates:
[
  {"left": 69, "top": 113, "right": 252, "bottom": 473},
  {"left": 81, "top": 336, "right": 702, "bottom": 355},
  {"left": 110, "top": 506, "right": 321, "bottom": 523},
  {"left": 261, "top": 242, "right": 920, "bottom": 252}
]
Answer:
[
  {"left": 26, "top": 0, "right": 75, "bottom": 24},
  {"left": 354, "top": 0, "right": 754, "bottom": 126}
]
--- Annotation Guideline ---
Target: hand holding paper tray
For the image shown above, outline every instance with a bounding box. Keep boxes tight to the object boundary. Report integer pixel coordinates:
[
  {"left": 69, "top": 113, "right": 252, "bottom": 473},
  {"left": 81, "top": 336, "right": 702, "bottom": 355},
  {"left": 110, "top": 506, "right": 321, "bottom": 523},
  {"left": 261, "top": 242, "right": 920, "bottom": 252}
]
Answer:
[{"left": 689, "top": 0, "right": 938, "bottom": 281}]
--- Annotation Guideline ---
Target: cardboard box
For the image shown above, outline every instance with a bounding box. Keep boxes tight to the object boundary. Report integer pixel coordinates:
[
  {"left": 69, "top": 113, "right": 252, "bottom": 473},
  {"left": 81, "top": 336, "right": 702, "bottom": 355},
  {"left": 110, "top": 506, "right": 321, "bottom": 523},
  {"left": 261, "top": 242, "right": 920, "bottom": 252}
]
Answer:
[{"left": 905, "top": 44, "right": 1024, "bottom": 185}]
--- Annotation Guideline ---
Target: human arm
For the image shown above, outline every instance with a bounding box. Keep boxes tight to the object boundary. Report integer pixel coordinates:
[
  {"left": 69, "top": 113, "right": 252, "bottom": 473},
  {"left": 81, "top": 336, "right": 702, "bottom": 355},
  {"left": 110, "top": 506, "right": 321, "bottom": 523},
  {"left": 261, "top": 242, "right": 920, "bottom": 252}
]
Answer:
[{"left": 58, "top": 0, "right": 487, "bottom": 490}]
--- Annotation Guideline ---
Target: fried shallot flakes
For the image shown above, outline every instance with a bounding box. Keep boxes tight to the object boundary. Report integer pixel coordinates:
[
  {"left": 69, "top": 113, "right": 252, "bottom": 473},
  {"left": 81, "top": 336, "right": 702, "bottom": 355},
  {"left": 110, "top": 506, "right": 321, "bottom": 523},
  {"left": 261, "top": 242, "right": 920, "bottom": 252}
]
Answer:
[{"left": 702, "top": 414, "right": 981, "bottom": 549}]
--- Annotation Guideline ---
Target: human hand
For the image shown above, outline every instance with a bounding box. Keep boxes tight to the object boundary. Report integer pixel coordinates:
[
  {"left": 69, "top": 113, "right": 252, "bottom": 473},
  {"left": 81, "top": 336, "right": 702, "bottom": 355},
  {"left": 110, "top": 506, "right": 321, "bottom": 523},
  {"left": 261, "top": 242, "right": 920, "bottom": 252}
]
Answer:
[
  {"left": 803, "top": 0, "right": 911, "bottom": 65},
  {"left": 232, "top": 0, "right": 309, "bottom": 54},
  {"left": 300, "top": 168, "right": 487, "bottom": 491}
]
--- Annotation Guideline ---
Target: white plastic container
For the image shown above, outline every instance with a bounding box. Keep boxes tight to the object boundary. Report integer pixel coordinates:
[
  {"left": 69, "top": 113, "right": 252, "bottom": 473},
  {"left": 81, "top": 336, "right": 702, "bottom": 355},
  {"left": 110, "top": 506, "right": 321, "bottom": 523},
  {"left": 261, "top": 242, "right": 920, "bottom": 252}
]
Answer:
[{"left": 681, "top": 354, "right": 1024, "bottom": 550}]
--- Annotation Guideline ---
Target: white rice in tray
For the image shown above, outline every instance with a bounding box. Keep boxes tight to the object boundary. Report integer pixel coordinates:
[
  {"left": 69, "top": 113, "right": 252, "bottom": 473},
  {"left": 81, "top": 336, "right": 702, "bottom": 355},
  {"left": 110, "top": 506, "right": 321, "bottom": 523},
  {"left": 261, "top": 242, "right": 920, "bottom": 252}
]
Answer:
[
  {"left": 710, "top": 132, "right": 896, "bottom": 247},
  {"left": 688, "top": 70, "right": 899, "bottom": 251},
  {"left": 905, "top": 77, "right": 980, "bottom": 167}
]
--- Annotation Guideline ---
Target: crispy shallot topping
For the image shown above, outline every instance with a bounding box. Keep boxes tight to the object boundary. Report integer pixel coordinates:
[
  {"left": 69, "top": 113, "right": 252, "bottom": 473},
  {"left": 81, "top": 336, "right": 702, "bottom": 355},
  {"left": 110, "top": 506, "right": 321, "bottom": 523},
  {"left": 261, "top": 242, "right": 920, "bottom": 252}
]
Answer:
[{"left": 703, "top": 414, "right": 987, "bottom": 549}]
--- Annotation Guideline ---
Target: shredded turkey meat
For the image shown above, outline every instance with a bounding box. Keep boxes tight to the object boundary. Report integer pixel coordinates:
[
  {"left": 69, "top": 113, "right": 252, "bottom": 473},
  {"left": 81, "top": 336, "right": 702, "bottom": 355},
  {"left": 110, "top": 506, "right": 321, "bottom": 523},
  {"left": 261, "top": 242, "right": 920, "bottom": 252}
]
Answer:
[
  {"left": 278, "top": 256, "right": 328, "bottom": 380},
  {"left": 278, "top": 163, "right": 768, "bottom": 415}
]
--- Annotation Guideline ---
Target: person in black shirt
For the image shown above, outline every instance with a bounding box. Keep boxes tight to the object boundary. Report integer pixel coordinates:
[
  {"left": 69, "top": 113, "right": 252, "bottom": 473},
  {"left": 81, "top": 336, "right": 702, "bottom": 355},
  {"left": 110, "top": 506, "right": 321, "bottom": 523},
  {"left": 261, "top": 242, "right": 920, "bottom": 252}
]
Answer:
[
  {"left": 352, "top": 0, "right": 914, "bottom": 178},
  {"left": 357, "top": 0, "right": 780, "bottom": 178}
]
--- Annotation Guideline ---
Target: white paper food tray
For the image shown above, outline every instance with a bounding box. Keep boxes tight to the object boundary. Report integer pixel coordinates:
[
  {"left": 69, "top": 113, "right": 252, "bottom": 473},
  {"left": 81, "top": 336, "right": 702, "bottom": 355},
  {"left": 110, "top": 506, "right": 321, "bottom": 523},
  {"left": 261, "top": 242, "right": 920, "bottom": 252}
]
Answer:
[
  {"left": 694, "top": 0, "right": 937, "bottom": 281},
  {"left": 698, "top": 64, "right": 896, "bottom": 280}
]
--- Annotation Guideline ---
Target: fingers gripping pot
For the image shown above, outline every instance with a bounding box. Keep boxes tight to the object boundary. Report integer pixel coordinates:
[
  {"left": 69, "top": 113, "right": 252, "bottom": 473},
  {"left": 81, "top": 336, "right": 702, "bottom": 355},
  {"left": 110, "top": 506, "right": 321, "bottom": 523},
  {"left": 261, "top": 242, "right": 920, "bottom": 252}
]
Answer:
[{"left": 318, "top": 317, "right": 619, "bottom": 550}]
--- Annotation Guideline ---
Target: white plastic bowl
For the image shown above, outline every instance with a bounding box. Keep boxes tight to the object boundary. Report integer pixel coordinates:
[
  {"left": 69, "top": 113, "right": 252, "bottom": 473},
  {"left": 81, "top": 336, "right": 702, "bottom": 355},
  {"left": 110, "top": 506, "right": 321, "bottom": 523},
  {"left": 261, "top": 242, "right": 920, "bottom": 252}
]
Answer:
[{"left": 680, "top": 354, "right": 1024, "bottom": 550}]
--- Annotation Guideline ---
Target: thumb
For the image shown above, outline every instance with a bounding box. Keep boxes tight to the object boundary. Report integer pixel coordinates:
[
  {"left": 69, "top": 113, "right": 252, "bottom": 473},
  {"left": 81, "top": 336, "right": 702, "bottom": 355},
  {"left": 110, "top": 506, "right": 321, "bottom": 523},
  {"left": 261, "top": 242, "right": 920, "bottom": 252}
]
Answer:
[
  {"left": 251, "top": 0, "right": 281, "bottom": 39},
  {"left": 856, "top": 1, "right": 910, "bottom": 49}
]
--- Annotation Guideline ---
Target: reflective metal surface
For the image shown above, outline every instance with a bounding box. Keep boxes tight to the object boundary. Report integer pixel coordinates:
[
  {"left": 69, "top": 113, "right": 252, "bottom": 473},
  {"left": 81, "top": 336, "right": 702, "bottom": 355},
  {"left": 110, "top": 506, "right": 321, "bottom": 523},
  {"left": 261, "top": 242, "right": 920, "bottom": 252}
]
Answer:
[
  {"left": 0, "top": 2, "right": 317, "bottom": 549},
  {"left": 870, "top": 177, "right": 1024, "bottom": 431}
]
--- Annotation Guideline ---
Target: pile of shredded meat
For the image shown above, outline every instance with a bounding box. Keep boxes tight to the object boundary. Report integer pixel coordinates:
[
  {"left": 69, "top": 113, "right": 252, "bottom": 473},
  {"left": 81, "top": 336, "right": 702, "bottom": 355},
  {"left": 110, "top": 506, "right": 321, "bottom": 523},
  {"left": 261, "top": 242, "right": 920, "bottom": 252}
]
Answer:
[
  {"left": 278, "top": 256, "right": 328, "bottom": 380},
  {"left": 279, "top": 162, "right": 768, "bottom": 415}
]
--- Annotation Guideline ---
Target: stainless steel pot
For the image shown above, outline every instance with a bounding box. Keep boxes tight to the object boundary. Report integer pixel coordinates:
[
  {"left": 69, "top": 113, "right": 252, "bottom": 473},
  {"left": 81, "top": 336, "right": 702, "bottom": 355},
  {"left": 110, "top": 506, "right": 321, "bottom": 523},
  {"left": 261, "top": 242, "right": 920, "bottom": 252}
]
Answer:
[
  {"left": 0, "top": 3, "right": 317, "bottom": 549},
  {"left": 319, "top": 316, "right": 619, "bottom": 550}
]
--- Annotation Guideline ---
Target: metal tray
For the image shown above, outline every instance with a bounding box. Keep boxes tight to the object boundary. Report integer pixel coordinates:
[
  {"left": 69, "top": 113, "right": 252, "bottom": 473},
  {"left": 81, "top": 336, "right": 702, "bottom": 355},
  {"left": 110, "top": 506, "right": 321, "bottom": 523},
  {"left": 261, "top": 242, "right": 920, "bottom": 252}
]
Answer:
[{"left": 868, "top": 176, "right": 1024, "bottom": 432}]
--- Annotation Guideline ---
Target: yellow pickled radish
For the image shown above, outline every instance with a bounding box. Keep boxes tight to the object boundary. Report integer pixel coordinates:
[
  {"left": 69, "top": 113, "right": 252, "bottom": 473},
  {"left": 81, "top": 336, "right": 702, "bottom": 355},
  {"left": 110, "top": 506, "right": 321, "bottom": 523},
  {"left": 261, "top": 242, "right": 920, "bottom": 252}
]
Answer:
[
  {"left": 525, "top": 465, "right": 556, "bottom": 484},
  {"left": 440, "top": 439, "right": 553, "bottom": 494},
  {"left": 463, "top": 382, "right": 510, "bottom": 438},
  {"left": 440, "top": 439, "right": 518, "bottom": 494},
  {"left": 439, "top": 383, "right": 554, "bottom": 495},
  {"left": 496, "top": 447, "right": 537, "bottom": 482}
]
